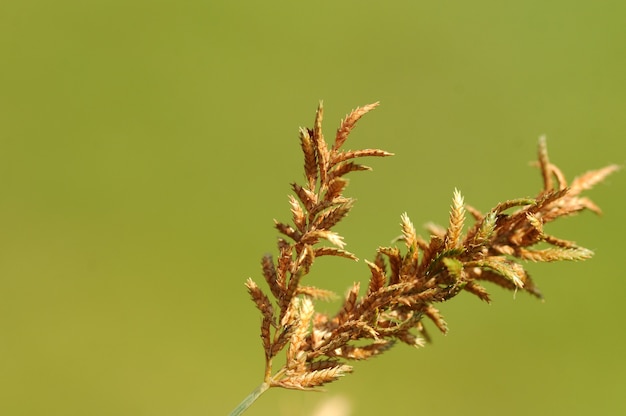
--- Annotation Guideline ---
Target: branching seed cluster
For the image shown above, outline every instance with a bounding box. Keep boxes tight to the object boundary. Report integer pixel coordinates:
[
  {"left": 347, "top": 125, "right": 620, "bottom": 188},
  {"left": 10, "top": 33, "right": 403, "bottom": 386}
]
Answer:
[{"left": 245, "top": 102, "right": 618, "bottom": 391}]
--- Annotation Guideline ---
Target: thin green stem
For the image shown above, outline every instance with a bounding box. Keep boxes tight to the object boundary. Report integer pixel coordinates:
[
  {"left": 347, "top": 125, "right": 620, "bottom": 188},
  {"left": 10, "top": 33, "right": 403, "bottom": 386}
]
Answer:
[{"left": 228, "top": 382, "right": 270, "bottom": 416}]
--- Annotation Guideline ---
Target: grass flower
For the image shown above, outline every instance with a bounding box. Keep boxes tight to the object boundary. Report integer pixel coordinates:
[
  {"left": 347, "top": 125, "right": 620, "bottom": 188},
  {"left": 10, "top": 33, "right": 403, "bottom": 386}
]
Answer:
[{"left": 230, "top": 102, "right": 618, "bottom": 415}]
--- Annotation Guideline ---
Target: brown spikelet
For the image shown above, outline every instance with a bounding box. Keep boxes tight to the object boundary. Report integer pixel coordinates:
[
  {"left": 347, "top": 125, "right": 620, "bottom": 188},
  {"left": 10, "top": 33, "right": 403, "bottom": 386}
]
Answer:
[
  {"left": 311, "top": 331, "right": 353, "bottom": 359},
  {"left": 296, "top": 286, "right": 338, "bottom": 301},
  {"left": 329, "top": 161, "right": 372, "bottom": 179},
  {"left": 396, "top": 330, "right": 427, "bottom": 348},
  {"left": 379, "top": 246, "right": 402, "bottom": 285},
  {"left": 314, "top": 246, "right": 358, "bottom": 261},
  {"left": 463, "top": 281, "right": 492, "bottom": 303},
  {"left": 534, "top": 187, "right": 569, "bottom": 209},
  {"left": 424, "top": 305, "right": 448, "bottom": 334},
  {"left": 325, "top": 177, "right": 349, "bottom": 202},
  {"left": 292, "top": 244, "right": 315, "bottom": 274},
  {"left": 570, "top": 164, "right": 620, "bottom": 194},
  {"left": 374, "top": 251, "right": 386, "bottom": 273},
  {"left": 333, "top": 102, "right": 380, "bottom": 152},
  {"left": 551, "top": 163, "right": 569, "bottom": 190},
  {"left": 312, "top": 103, "right": 329, "bottom": 187},
  {"left": 538, "top": 135, "right": 552, "bottom": 191},
  {"left": 289, "top": 195, "right": 307, "bottom": 233},
  {"left": 271, "top": 324, "right": 296, "bottom": 359},
  {"left": 261, "top": 254, "right": 283, "bottom": 298},
  {"left": 334, "top": 283, "right": 360, "bottom": 325},
  {"left": 260, "top": 315, "right": 274, "bottom": 355},
  {"left": 275, "top": 239, "right": 291, "bottom": 289},
  {"left": 331, "top": 149, "right": 394, "bottom": 166},
  {"left": 314, "top": 201, "right": 354, "bottom": 231},
  {"left": 492, "top": 197, "right": 537, "bottom": 214},
  {"left": 543, "top": 233, "right": 578, "bottom": 249},
  {"left": 245, "top": 278, "right": 274, "bottom": 321},
  {"left": 309, "top": 198, "right": 347, "bottom": 218},
  {"left": 291, "top": 182, "right": 317, "bottom": 213},
  {"left": 301, "top": 230, "right": 346, "bottom": 249},
  {"left": 274, "top": 220, "right": 300, "bottom": 241},
  {"left": 246, "top": 278, "right": 275, "bottom": 361},
  {"left": 306, "top": 360, "right": 342, "bottom": 372},
  {"left": 338, "top": 340, "right": 394, "bottom": 359},
  {"left": 299, "top": 127, "right": 318, "bottom": 190}
]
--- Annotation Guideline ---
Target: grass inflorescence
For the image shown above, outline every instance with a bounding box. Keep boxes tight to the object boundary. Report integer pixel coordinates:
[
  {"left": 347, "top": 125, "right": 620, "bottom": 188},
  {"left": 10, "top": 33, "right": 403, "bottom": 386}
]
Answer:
[{"left": 230, "top": 102, "right": 618, "bottom": 415}]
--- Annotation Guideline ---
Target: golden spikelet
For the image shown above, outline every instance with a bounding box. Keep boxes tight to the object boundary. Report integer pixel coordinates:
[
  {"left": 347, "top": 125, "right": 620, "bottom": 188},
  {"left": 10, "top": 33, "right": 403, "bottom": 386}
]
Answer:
[
  {"left": 277, "top": 365, "right": 353, "bottom": 390},
  {"left": 287, "top": 297, "right": 315, "bottom": 368},
  {"left": 444, "top": 189, "right": 466, "bottom": 250},
  {"left": 517, "top": 247, "right": 594, "bottom": 262},
  {"left": 365, "top": 259, "right": 386, "bottom": 295},
  {"left": 400, "top": 212, "right": 418, "bottom": 249}
]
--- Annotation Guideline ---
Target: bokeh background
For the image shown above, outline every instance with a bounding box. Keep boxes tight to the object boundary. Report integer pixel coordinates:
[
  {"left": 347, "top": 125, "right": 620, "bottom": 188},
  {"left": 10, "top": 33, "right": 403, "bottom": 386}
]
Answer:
[{"left": 1, "top": 1, "right": 624, "bottom": 415}]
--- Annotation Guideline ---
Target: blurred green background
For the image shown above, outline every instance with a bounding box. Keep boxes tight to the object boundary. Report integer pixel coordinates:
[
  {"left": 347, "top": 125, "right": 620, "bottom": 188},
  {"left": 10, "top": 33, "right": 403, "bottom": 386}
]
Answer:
[{"left": 1, "top": 1, "right": 624, "bottom": 415}]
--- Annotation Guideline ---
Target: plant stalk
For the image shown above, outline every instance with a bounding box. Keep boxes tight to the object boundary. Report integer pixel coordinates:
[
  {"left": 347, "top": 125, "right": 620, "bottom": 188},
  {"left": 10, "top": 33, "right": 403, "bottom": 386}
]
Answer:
[{"left": 228, "top": 382, "right": 270, "bottom": 416}]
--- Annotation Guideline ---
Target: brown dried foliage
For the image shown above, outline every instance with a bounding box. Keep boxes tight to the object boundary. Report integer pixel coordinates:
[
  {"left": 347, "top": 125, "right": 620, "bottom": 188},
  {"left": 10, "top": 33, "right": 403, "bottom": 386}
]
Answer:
[{"left": 245, "top": 103, "right": 618, "bottom": 392}]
